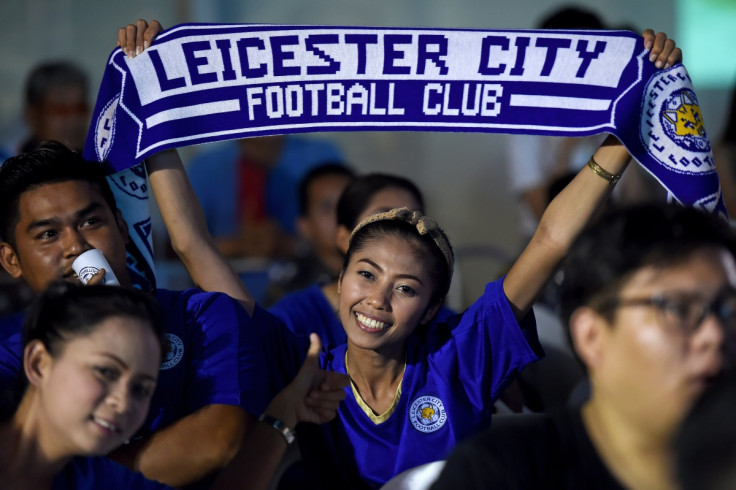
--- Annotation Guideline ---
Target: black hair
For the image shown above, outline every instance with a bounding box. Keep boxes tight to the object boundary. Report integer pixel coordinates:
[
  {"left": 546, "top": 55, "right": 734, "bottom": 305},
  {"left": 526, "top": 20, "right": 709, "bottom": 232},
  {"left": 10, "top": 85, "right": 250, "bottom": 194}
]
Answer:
[
  {"left": 675, "top": 373, "right": 736, "bottom": 490},
  {"left": 0, "top": 141, "right": 117, "bottom": 247},
  {"left": 23, "top": 281, "right": 166, "bottom": 357},
  {"left": 538, "top": 5, "right": 606, "bottom": 30},
  {"left": 336, "top": 173, "right": 425, "bottom": 230},
  {"left": 298, "top": 162, "right": 355, "bottom": 216},
  {"left": 559, "top": 203, "right": 736, "bottom": 330},
  {"left": 24, "top": 60, "right": 89, "bottom": 108},
  {"left": 1, "top": 281, "right": 165, "bottom": 421},
  {"left": 343, "top": 219, "right": 453, "bottom": 309}
]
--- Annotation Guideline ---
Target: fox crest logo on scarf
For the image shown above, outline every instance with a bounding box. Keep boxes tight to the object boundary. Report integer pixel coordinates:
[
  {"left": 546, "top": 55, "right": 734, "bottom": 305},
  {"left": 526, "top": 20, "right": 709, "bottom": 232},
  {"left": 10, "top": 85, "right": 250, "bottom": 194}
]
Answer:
[
  {"left": 640, "top": 65, "right": 714, "bottom": 175},
  {"left": 661, "top": 89, "right": 709, "bottom": 152}
]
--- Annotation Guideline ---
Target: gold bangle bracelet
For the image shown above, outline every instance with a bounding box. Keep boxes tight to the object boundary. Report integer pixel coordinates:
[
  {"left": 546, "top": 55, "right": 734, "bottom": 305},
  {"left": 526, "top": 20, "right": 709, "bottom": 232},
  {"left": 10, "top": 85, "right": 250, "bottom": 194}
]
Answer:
[{"left": 586, "top": 156, "right": 620, "bottom": 185}]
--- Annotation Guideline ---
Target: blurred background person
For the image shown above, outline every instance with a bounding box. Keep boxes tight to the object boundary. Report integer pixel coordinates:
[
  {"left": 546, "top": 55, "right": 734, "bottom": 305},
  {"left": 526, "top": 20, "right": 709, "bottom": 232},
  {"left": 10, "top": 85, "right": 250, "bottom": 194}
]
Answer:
[
  {"left": 433, "top": 203, "right": 736, "bottom": 490},
  {"left": 264, "top": 162, "right": 355, "bottom": 306},
  {"left": 19, "top": 60, "right": 90, "bottom": 154},
  {"left": 186, "top": 135, "right": 345, "bottom": 260}
]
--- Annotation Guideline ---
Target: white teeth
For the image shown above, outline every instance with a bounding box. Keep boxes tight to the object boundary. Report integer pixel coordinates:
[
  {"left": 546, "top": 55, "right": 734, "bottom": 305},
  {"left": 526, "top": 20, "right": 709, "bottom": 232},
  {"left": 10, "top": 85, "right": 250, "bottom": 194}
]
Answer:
[
  {"left": 356, "top": 312, "right": 389, "bottom": 330},
  {"left": 93, "top": 416, "right": 120, "bottom": 433}
]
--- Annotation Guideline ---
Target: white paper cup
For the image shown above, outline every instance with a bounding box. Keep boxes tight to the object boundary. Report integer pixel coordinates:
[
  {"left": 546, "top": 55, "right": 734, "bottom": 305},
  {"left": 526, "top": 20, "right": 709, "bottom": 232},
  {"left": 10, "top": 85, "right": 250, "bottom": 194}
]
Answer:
[{"left": 72, "top": 249, "right": 121, "bottom": 286}]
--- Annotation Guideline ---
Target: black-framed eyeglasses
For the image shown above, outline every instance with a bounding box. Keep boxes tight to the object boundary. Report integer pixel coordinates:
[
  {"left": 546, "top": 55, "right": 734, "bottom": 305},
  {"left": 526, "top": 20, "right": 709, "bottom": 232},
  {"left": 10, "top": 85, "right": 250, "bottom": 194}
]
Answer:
[{"left": 600, "top": 288, "right": 736, "bottom": 335}]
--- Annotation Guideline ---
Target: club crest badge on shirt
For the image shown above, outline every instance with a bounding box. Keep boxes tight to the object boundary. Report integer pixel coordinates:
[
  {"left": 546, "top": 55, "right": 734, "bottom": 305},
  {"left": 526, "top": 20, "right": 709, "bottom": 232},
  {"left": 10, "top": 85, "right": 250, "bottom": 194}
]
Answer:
[
  {"left": 161, "top": 333, "right": 184, "bottom": 370},
  {"left": 410, "top": 395, "right": 447, "bottom": 433}
]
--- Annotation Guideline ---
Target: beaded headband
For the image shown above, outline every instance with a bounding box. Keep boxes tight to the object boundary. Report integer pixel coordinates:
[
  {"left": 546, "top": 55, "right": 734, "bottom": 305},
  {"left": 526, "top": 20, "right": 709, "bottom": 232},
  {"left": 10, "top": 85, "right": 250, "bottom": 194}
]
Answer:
[{"left": 350, "top": 207, "right": 454, "bottom": 279}]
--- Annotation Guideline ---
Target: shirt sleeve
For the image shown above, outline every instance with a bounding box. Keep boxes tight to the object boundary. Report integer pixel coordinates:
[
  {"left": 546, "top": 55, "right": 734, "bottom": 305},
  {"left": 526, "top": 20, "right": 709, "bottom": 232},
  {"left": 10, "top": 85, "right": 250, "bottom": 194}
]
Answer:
[
  {"left": 183, "top": 291, "right": 266, "bottom": 414},
  {"left": 161, "top": 289, "right": 308, "bottom": 421},
  {"left": 426, "top": 278, "right": 543, "bottom": 407}
]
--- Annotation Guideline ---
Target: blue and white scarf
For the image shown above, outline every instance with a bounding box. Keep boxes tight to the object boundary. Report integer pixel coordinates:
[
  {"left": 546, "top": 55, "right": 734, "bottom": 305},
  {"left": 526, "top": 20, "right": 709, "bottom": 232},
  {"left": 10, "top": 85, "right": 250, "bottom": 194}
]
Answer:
[{"left": 84, "top": 24, "right": 724, "bottom": 284}]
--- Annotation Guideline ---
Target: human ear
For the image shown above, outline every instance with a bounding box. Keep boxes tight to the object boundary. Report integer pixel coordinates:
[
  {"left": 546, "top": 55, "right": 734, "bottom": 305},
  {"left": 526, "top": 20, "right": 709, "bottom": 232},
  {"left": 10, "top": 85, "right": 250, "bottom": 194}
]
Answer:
[
  {"left": 0, "top": 242, "right": 23, "bottom": 279},
  {"left": 337, "top": 271, "right": 343, "bottom": 295},
  {"left": 569, "top": 307, "right": 606, "bottom": 370},
  {"left": 336, "top": 225, "right": 351, "bottom": 255},
  {"left": 24, "top": 340, "right": 52, "bottom": 388}
]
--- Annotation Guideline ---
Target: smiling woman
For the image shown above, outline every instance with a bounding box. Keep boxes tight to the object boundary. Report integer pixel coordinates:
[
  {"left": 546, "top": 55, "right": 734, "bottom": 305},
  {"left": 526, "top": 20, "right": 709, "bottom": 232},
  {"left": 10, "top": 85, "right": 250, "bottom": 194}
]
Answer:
[
  {"left": 285, "top": 207, "right": 543, "bottom": 488},
  {"left": 0, "top": 282, "right": 172, "bottom": 490},
  {"left": 338, "top": 214, "right": 452, "bottom": 358}
]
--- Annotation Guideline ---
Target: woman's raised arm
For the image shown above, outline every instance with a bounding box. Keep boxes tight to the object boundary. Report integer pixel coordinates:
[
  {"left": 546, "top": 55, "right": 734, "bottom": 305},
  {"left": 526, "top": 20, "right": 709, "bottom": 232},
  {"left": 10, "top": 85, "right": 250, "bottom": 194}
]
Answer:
[
  {"left": 119, "top": 19, "right": 257, "bottom": 315},
  {"left": 146, "top": 149, "right": 256, "bottom": 315},
  {"left": 503, "top": 29, "right": 681, "bottom": 318}
]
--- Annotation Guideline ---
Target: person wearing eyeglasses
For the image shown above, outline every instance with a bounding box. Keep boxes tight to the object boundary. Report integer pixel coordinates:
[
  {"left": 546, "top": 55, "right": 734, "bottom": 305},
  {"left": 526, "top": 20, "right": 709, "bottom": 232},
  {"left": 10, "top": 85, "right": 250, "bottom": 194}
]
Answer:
[{"left": 432, "top": 202, "right": 736, "bottom": 490}]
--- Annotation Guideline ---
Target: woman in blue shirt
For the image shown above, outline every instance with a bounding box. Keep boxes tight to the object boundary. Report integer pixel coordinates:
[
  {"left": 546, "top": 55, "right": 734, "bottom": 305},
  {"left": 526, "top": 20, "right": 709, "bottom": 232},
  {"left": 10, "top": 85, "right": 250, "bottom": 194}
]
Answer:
[
  {"left": 0, "top": 279, "right": 346, "bottom": 490},
  {"left": 0, "top": 282, "right": 172, "bottom": 490}
]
